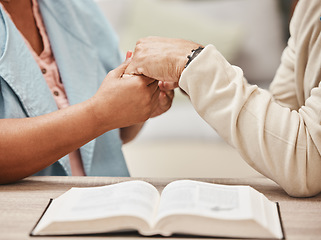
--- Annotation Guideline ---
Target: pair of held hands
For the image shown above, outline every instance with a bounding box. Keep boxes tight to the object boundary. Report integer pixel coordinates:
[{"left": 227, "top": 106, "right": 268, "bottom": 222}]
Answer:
[{"left": 94, "top": 37, "right": 202, "bottom": 128}]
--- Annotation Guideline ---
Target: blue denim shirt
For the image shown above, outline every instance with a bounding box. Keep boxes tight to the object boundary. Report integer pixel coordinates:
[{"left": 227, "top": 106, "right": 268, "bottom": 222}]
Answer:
[{"left": 0, "top": 0, "right": 129, "bottom": 176}]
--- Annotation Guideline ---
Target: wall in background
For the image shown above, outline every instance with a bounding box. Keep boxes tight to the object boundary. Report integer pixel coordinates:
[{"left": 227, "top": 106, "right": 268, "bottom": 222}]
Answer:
[{"left": 96, "top": 0, "right": 286, "bottom": 85}]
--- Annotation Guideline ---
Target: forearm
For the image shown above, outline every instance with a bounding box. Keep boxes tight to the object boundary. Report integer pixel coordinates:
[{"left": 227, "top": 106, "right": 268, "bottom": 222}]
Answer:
[
  {"left": 120, "top": 122, "right": 145, "bottom": 144},
  {"left": 180, "top": 45, "right": 321, "bottom": 197},
  {"left": 0, "top": 99, "right": 109, "bottom": 183},
  {"left": 0, "top": 59, "right": 161, "bottom": 183}
]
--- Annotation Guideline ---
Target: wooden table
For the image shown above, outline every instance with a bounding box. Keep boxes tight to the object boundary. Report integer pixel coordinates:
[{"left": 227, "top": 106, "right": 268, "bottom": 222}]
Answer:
[{"left": 0, "top": 176, "right": 320, "bottom": 240}]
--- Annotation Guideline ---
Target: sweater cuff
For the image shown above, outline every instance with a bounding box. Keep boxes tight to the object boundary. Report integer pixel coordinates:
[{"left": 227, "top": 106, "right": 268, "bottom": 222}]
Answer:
[{"left": 179, "top": 44, "right": 218, "bottom": 94}]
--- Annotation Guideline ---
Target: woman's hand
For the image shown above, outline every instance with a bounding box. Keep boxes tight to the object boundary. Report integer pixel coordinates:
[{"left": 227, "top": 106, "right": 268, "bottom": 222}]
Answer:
[
  {"left": 92, "top": 60, "right": 161, "bottom": 130},
  {"left": 0, "top": 60, "right": 162, "bottom": 183}
]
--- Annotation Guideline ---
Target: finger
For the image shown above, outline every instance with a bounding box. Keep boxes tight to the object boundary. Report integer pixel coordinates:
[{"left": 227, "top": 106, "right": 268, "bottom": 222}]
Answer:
[
  {"left": 148, "top": 80, "right": 159, "bottom": 94},
  {"left": 124, "top": 48, "right": 149, "bottom": 76},
  {"left": 126, "top": 51, "right": 133, "bottom": 60},
  {"left": 163, "top": 89, "right": 175, "bottom": 100},
  {"left": 124, "top": 50, "right": 140, "bottom": 76},
  {"left": 150, "top": 87, "right": 161, "bottom": 113},
  {"left": 159, "top": 91, "right": 173, "bottom": 109},
  {"left": 159, "top": 91, "right": 169, "bottom": 107},
  {"left": 158, "top": 81, "right": 165, "bottom": 90},
  {"left": 110, "top": 59, "right": 131, "bottom": 78},
  {"left": 122, "top": 74, "right": 156, "bottom": 86},
  {"left": 159, "top": 81, "right": 178, "bottom": 91},
  {"left": 164, "top": 81, "right": 179, "bottom": 90},
  {"left": 125, "top": 62, "right": 143, "bottom": 76},
  {"left": 152, "top": 87, "right": 161, "bottom": 102},
  {"left": 150, "top": 91, "right": 172, "bottom": 118},
  {"left": 141, "top": 75, "right": 157, "bottom": 86}
]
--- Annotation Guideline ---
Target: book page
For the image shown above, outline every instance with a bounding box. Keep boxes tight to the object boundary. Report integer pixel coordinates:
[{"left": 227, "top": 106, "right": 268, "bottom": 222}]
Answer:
[
  {"left": 155, "top": 180, "right": 251, "bottom": 222},
  {"left": 249, "top": 188, "right": 283, "bottom": 239},
  {"left": 51, "top": 180, "right": 160, "bottom": 223}
]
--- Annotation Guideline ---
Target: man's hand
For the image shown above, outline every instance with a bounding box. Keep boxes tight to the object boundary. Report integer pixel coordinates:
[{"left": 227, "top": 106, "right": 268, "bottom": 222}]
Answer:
[
  {"left": 150, "top": 81, "right": 175, "bottom": 118},
  {"left": 125, "top": 36, "right": 203, "bottom": 83}
]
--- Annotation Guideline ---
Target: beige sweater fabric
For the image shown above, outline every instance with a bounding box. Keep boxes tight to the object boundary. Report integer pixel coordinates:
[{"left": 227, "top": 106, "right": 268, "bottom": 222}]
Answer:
[{"left": 180, "top": 0, "right": 321, "bottom": 197}]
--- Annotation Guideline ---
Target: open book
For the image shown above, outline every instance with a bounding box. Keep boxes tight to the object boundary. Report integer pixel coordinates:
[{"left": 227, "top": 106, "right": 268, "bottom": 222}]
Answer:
[{"left": 31, "top": 180, "right": 284, "bottom": 239}]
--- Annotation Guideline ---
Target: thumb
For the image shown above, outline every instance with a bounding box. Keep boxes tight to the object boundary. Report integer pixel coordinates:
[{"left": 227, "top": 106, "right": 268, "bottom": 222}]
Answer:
[
  {"left": 124, "top": 59, "right": 142, "bottom": 76},
  {"left": 110, "top": 59, "right": 131, "bottom": 78}
]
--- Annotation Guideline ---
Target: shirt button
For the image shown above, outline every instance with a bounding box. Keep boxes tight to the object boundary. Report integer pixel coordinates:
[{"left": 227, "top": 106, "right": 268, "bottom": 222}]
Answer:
[
  {"left": 53, "top": 91, "right": 59, "bottom": 96},
  {"left": 41, "top": 68, "right": 47, "bottom": 74}
]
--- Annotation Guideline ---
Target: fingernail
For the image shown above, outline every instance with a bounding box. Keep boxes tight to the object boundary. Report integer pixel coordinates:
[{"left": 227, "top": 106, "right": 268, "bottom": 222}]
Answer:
[{"left": 126, "top": 51, "right": 133, "bottom": 59}]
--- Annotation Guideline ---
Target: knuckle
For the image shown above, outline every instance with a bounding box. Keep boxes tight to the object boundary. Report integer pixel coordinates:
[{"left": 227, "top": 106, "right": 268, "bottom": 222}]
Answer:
[
  {"left": 135, "top": 42, "right": 143, "bottom": 51},
  {"left": 135, "top": 39, "right": 147, "bottom": 49},
  {"left": 135, "top": 38, "right": 144, "bottom": 45}
]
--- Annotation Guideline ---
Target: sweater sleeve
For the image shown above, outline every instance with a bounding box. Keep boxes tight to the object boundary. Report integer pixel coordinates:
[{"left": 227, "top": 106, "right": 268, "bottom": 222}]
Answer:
[
  {"left": 179, "top": 0, "right": 321, "bottom": 198},
  {"left": 269, "top": 36, "right": 300, "bottom": 110},
  {"left": 179, "top": 43, "right": 321, "bottom": 197}
]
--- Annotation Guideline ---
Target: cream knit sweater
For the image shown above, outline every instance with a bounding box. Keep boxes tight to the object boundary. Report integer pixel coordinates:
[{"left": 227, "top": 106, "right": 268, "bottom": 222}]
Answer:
[{"left": 180, "top": 0, "right": 321, "bottom": 197}]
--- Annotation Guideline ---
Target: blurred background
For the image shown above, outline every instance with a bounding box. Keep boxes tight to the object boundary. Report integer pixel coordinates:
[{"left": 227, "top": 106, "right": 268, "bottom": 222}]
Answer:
[{"left": 95, "top": 0, "right": 296, "bottom": 178}]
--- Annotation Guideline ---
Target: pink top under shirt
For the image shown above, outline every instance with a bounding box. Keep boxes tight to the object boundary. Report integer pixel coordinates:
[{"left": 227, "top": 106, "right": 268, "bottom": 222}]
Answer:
[{"left": 1, "top": 0, "right": 86, "bottom": 176}]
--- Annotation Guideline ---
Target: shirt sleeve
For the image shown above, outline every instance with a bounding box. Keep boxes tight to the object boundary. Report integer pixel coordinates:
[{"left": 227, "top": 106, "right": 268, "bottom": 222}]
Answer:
[{"left": 179, "top": 41, "right": 321, "bottom": 197}]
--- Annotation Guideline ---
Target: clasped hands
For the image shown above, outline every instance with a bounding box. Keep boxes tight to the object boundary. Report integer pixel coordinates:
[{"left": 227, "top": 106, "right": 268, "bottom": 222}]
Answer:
[
  {"left": 126, "top": 37, "right": 202, "bottom": 117},
  {"left": 94, "top": 37, "right": 202, "bottom": 129}
]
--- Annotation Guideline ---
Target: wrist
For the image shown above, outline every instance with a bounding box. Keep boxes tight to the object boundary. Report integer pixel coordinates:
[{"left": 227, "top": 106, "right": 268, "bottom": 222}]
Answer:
[
  {"left": 85, "top": 96, "right": 112, "bottom": 134},
  {"left": 185, "top": 46, "right": 205, "bottom": 68},
  {"left": 177, "top": 44, "right": 204, "bottom": 81}
]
